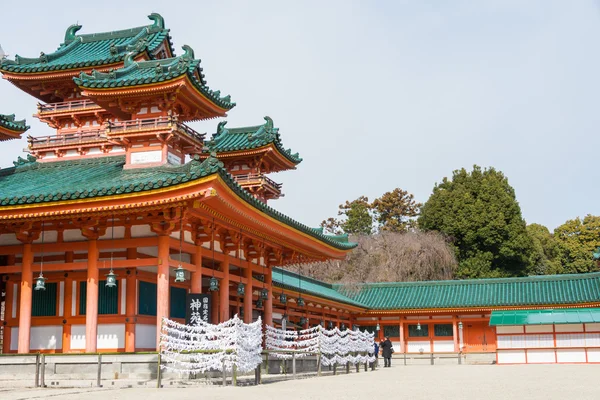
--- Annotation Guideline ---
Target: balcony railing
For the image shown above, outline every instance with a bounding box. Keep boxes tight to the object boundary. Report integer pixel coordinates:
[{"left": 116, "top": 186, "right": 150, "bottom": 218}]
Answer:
[
  {"left": 234, "top": 174, "right": 283, "bottom": 190},
  {"left": 28, "top": 130, "right": 107, "bottom": 148},
  {"left": 106, "top": 117, "right": 205, "bottom": 143},
  {"left": 37, "top": 99, "right": 100, "bottom": 114}
]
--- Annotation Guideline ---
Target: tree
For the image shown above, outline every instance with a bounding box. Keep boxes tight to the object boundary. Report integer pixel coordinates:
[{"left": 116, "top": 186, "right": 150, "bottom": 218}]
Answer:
[
  {"left": 321, "top": 196, "right": 373, "bottom": 235},
  {"left": 372, "top": 188, "right": 421, "bottom": 232},
  {"left": 298, "top": 231, "right": 457, "bottom": 285},
  {"left": 554, "top": 215, "right": 600, "bottom": 274},
  {"left": 527, "top": 223, "right": 562, "bottom": 275},
  {"left": 418, "top": 165, "right": 533, "bottom": 278}
]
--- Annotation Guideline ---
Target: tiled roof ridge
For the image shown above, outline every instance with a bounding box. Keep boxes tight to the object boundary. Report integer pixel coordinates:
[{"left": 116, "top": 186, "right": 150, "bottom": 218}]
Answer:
[
  {"left": 273, "top": 267, "right": 336, "bottom": 290},
  {"left": 68, "top": 13, "right": 165, "bottom": 44},
  {"left": 335, "top": 271, "right": 600, "bottom": 289},
  {"left": 0, "top": 113, "right": 29, "bottom": 132}
]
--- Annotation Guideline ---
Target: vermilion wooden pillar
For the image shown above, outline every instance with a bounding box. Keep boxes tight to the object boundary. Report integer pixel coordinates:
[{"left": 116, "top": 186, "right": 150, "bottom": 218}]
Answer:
[
  {"left": 243, "top": 261, "right": 253, "bottom": 323},
  {"left": 190, "top": 245, "right": 202, "bottom": 293},
  {"left": 125, "top": 272, "right": 136, "bottom": 352},
  {"left": 452, "top": 316, "right": 459, "bottom": 352},
  {"left": 18, "top": 243, "right": 33, "bottom": 353},
  {"left": 399, "top": 317, "right": 405, "bottom": 353},
  {"left": 219, "top": 255, "right": 230, "bottom": 321},
  {"left": 264, "top": 268, "right": 273, "bottom": 326},
  {"left": 156, "top": 235, "right": 170, "bottom": 348},
  {"left": 63, "top": 276, "right": 73, "bottom": 353},
  {"left": 85, "top": 239, "right": 99, "bottom": 352}
]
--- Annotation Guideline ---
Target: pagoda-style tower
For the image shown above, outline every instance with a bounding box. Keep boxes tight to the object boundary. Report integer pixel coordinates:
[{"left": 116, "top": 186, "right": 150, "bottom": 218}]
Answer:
[
  {"left": 0, "top": 114, "right": 29, "bottom": 141},
  {"left": 0, "top": 13, "right": 234, "bottom": 168},
  {"left": 201, "top": 117, "right": 302, "bottom": 203}
]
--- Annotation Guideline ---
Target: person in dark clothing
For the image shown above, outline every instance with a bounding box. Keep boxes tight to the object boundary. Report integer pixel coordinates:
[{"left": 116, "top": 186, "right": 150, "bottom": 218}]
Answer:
[
  {"left": 372, "top": 340, "right": 380, "bottom": 368},
  {"left": 380, "top": 336, "right": 393, "bottom": 367}
]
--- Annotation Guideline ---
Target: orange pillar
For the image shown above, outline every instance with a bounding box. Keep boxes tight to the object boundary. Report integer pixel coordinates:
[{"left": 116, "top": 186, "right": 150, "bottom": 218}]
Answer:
[
  {"left": 63, "top": 276, "right": 73, "bottom": 353},
  {"left": 156, "top": 235, "right": 170, "bottom": 348},
  {"left": 452, "top": 316, "right": 459, "bottom": 352},
  {"left": 190, "top": 246, "right": 202, "bottom": 294},
  {"left": 85, "top": 239, "right": 99, "bottom": 352},
  {"left": 264, "top": 268, "right": 273, "bottom": 326},
  {"left": 243, "top": 261, "right": 253, "bottom": 323},
  {"left": 18, "top": 243, "right": 33, "bottom": 353},
  {"left": 125, "top": 272, "right": 136, "bottom": 352},
  {"left": 219, "top": 256, "right": 230, "bottom": 322},
  {"left": 399, "top": 317, "right": 405, "bottom": 353}
]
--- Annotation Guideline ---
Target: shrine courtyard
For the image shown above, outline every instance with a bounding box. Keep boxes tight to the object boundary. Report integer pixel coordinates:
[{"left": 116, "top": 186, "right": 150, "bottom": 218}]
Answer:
[{"left": 2, "top": 364, "right": 599, "bottom": 400}]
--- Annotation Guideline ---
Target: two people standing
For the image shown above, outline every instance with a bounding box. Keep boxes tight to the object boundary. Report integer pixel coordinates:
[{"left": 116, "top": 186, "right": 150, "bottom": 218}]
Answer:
[{"left": 379, "top": 336, "right": 394, "bottom": 367}]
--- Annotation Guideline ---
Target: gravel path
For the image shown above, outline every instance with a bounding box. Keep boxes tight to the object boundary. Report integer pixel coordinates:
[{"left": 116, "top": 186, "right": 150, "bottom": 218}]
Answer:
[{"left": 3, "top": 364, "right": 600, "bottom": 400}]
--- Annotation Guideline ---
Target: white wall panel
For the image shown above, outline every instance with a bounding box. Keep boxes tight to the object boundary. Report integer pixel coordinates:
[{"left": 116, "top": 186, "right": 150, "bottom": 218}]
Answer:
[
  {"left": 432, "top": 340, "right": 454, "bottom": 352},
  {"left": 585, "top": 333, "right": 600, "bottom": 347},
  {"left": 556, "top": 349, "right": 586, "bottom": 363},
  {"left": 585, "top": 323, "right": 600, "bottom": 332},
  {"left": 586, "top": 348, "right": 600, "bottom": 362},
  {"left": 30, "top": 326, "right": 62, "bottom": 350},
  {"left": 63, "top": 229, "right": 85, "bottom": 242},
  {"left": 406, "top": 341, "right": 431, "bottom": 353},
  {"left": 526, "top": 349, "right": 555, "bottom": 363},
  {"left": 120, "top": 279, "right": 126, "bottom": 315},
  {"left": 0, "top": 233, "right": 20, "bottom": 245},
  {"left": 71, "top": 324, "right": 86, "bottom": 350},
  {"left": 97, "top": 324, "right": 125, "bottom": 349},
  {"left": 58, "top": 281, "right": 64, "bottom": 317},
  {"left": 10, "top": 328, "right": 18, "bottom": 351},
  {"left": 131, "top": 224, "right": 152, "bottom": 238},
  {"left": 12, "top": 283, "right": 17, "bottom": 318},
  {"left": 135, "top": 324, "right": 156, "bottom": 349},
  {"left": 525, "top": 325, "right": 553, "bottom": 333},
  {"left": 556, "top": 333, "right": 586, "bottom": 348},
  {"left": 392, "top": 341, "right": 401, "bottom": 353},
  {"left": 497, "top": 350, "right": 526, "bottom": 364},
  {"left": 496, "top": 326, "right": 524, "bottom": 334},
  {"left": 555, "top": 324, "right": 583, "bottom": 333}
]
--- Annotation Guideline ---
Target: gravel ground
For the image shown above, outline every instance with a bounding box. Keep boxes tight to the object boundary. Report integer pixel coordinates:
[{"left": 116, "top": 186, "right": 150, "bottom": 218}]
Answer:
[{"left": 3, "top": 364, "right": 600, "bottom": 400}]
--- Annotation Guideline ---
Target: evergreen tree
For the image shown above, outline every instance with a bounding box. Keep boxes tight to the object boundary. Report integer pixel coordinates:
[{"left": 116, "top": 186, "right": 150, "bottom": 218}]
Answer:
[
  {"left": 372, "top": 188, "right": 421, "bottom": 232},
  {"left": 418, "top": 165, "right": 533, "bottom": 278},
  {"left": 554, "top": 215, "right": 600, "bottom": 274}
]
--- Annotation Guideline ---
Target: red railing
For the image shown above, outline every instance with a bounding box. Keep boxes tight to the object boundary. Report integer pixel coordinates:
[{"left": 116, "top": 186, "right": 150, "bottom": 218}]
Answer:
[
  {"left": 28, "top": 130, "right": 107, "bottom": 148},
  {"left": 38, "top": 99, "right": 99, "bottom": 113}
]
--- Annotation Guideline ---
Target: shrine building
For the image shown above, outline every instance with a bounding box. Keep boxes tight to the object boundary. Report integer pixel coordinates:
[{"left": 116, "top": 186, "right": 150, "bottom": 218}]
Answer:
[{"left": 1, "top": 13, "right": 600, "bottom": 365}]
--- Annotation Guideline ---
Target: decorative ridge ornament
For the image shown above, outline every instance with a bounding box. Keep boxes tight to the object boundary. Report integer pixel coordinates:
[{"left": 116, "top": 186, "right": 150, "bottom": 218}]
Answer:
[{"left": 64, "top": 24, "right": 83, "bottom": 43}]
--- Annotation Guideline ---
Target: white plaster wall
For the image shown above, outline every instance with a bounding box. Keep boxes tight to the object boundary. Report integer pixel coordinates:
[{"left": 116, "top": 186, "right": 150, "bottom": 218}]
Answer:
[
  {"left": 97, "top": 324, "right": 125, "bottom": 349},
  {"left": 431, "top": 315, "right": 452, "bottom": 319},
  {"left": 120, "top": 279, "right": 127, "bottom": 315},
  {"left": 556, "top": 333, "right": 586, "bottom": 347},
  {"left": 10, "top": 328, "right": 18, "bottom": 351},
  {"left": 71, "top": 281, "right": 77, "bottom": 316},
  {"left": 556, "top": 349, "right": 586, "bottom": 363},
  {"left": 99, "top": 226, "right": 125, "bottom": 240},
  {"left": 525, "top": 334, "right": 554, "bottom": 348},
  {"left": 432, "top": 340, "right": 454, "bottom": 352},
  {"left": 30, "top": 326, "right": 63, "bottom": 350},
  {"left": 71, "top": 324, "right": 86, "bottom": 350},
  {"left": 63, "top": 229, "right": 85, "bottom": 242},
  {"left": 406, "top": 341, "right": 431, "bottom": 353},
  {"left": 496, "top": 326, "right": 524, "bottom": 334},
  {"left": 33, "top": 230, "right": 58, "bottom": 244},
  {"left": 131, "top": 225, "right": 152, "bottom": 238},
  {"left": 525, "top": 325, "right": 553, "bottom": 333},
  {"left": 59, "top": 282, "right": 64, "bottom": 317},
  {"left": 12, "top": 283, "right": 17, "bottom": 318},
  {"left": 526, "top": 349, "right": 555, "bottom": 363},
  {"left": 585, "top": 323, "right": 600, "bottom": 332},
  {"left": 135, "top": 324, "right": 156, "bottom": 349},
  {"left": 0, "top": 233, "right": 20, "bottom": 245},
  {"left": 555, "top": 323, "right": 583, "bottom": 332},
  {"left": 586, "top": 348, "right": 600, "bottom": 362},
  {"left": 497, "top": 350, "right": 526, "bottom": 364},
  {"left": 138, "top": 246, "right": 158, "bottom": 257},
  {"left": 585, "top": 333, "right": 600, "bottom": 347},
  {"left": 391, "top": 341, "right": 401, "bottom": 353}
]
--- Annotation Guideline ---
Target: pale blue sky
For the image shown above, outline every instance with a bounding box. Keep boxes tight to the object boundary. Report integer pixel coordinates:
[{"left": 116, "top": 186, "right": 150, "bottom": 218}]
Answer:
[{"left": 1, "top": 1, "right": 598, "bottom": 231}]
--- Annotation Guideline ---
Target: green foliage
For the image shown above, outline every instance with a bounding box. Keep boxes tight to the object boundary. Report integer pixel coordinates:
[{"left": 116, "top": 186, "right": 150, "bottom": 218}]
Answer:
[
  {"left": 321, "top": 196, "right": 373, "bottom": 235},
  {"left": 554, "top": 215, "right": 600, "bottom": 274},
  {"left": 418, "top": 165, "right": 533, "bottom": 278},
  {"left": 527, "top": 223, "right": 562, "bottom": 275},
  {"left": 372, "top": 188, "right": 421, "bottom": 232}
]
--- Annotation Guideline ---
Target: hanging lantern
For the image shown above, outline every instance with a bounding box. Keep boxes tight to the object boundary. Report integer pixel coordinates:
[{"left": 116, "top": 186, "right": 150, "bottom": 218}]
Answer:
[
  {"left": 300, "top": 317, "right": 307, "bottom": 326},
  {"left": 209, "top": 276, "right": 219, "bottom": 291},
  {"left": 34, "top": 273, "right": 46, "bottom": 291},
  {"left": 237, "top": 282, "right": 245, "bottom": 297},
  {"left": 297, "top": 297, "right": 305, "bottom": 307},
  {"left": 105, "top": 269, "right": 117, "bottom": 288},
  {"left": 341, "top": 323, "right": 346, "bottom": 331},
  {"left": 256, "top": 298, "right": 264, "bottom": 308},
  {"left": 174, "top": 264, "right": 186, "bottom": 283},
  {"left": 376, "top": 323, "right": 381, "bottom": 331},
  {"left": 417, "top": 322, "right": 422, "bottom": 331},
  {"left": 328, "top": 321, "right": 333, "bottom": 329},
  {"left": 260, "top": 287, "right": 269, "bottom": 300},
  {"left": 279, "top": 293, "right": 287, "bottom": 304}
]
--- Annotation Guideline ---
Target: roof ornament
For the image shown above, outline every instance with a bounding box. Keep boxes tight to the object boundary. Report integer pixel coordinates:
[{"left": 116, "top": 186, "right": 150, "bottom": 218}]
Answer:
[
  {"left": 39, "top": 52, "right": 48, "bottom": 63},
  {"left": 64, "top": 24, "right": 82, "bottom": 43},
  {"left": 123, "top": 52, "right": 135, "bottom": 68},
  {"left": 249, "top": 116, "right": 275, "bottom": 143},
  {"left": 155, "top": 62, "right": 163, "bottom": 75},
  {"left": 148, "top": 13, "right": 165, "bottom": 29},
  {"left": 181, "top": 45, "right": 195, "bottom": 60},
  {"left": 216, "top": 121, "right": 228, "bottom": 137},
  {"left": 109, "top": 43, "right": 118, "bottom": 56}
]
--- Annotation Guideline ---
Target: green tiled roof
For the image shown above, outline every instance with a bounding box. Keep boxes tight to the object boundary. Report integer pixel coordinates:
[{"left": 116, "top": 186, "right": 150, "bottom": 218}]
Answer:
[
  {"left": 0, "top": 155, "right": 355, "bottom": 250},
  {"left": 0, "top": 13, "right": 173, "bottom": 74},
  {"left": 0, "top": 114, "right": 29, "bottom": 132},
  {"left": 339, "top": 272, "right": 600, "bottom": 310},
  {"left": 272, "top": 268, "right": 364, "bottom": 307},
  {"left": 205, "top": 117, "right": 302, "bottom": 164},
  {"left": 490, "top": 308, "right": 600, "bottom": 326},
  {"left": 73, "top": 46, "right": 234, "bottom": 110}
]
